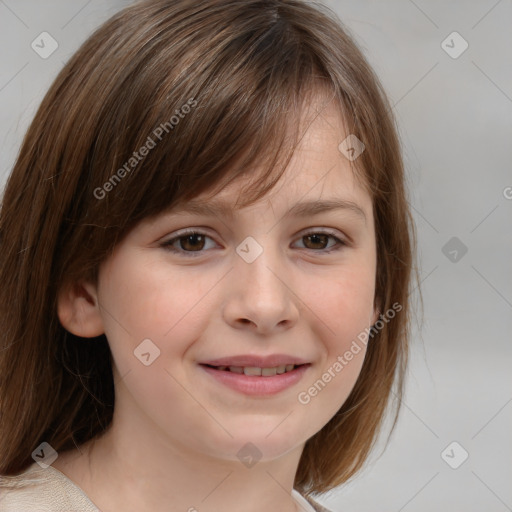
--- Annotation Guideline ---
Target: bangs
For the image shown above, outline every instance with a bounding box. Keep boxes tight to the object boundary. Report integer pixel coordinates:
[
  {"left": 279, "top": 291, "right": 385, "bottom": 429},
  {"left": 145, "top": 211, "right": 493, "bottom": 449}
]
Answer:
[{"left": 83, "top": 2, "right": 342, "bottom": 235}]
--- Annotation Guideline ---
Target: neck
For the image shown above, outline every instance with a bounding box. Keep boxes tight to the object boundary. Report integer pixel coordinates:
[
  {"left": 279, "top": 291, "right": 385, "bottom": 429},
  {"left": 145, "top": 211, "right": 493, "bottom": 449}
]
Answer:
[{"left": 58, "top": 397, "right": 305, "bottom": 512}]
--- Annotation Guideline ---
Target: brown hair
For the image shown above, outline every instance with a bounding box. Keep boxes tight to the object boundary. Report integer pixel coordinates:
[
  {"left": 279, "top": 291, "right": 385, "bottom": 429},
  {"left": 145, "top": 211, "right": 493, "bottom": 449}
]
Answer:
[{"left": 0, "top": 0, "right": 420, "bottom": 497}]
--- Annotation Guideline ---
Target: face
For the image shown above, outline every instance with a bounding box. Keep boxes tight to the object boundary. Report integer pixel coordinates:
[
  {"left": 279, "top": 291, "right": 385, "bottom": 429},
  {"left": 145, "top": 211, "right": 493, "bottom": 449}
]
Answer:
[{"left": 90, "top": 99, "right": 378, "bottom": 464}]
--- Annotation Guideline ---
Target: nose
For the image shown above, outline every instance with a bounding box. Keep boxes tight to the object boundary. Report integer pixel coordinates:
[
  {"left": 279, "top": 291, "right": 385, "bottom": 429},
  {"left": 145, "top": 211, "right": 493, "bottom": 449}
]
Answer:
[{"left": 222, "top": 241, "right": 299, "bottom": 335}]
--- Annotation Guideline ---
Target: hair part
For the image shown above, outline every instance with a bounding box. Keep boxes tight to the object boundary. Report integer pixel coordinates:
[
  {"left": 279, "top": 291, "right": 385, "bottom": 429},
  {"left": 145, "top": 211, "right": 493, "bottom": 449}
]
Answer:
[{"left": 0, "top": 0, "right": 421, "bottom": 497}]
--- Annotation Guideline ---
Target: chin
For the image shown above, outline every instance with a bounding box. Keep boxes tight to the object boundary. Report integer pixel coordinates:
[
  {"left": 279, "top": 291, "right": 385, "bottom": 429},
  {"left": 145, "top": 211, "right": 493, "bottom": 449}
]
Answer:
[{"left": 226, "top": 426, "right": 307, "bottom": 462}]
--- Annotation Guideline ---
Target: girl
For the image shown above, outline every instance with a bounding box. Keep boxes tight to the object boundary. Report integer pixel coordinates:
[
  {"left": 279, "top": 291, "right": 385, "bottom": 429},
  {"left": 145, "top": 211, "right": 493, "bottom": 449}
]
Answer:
[{"left": 0, "top": 0, "right": 419, "bottom": 510}]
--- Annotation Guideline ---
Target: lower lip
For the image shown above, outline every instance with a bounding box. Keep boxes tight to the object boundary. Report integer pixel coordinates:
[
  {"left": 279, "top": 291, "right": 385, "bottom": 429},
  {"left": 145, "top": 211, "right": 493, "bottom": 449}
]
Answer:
[{"left": 199, "top": 364, "right": 311, "bottom": 396}]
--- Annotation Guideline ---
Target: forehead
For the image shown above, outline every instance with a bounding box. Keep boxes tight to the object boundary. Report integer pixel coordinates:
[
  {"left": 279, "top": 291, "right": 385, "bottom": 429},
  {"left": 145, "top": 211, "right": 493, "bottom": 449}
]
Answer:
[{"left": 170, "top": 98, "right": 372, "bottom": 219}]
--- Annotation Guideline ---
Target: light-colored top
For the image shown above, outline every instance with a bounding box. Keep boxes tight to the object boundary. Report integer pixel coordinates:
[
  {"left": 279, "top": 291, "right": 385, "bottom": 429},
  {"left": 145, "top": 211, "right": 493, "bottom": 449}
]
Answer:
[
  {"left": 0, "top": 462, "right": 334, "bottom": 512},
  {"left": 292, "top": 489, "right": 333, "bottom": 512}
]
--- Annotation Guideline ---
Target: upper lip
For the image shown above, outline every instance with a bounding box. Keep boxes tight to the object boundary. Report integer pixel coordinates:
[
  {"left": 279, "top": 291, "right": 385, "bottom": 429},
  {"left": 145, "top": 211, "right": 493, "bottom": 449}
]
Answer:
[{"left": 200, "top": 354, "right": 310, "bottom": 368}]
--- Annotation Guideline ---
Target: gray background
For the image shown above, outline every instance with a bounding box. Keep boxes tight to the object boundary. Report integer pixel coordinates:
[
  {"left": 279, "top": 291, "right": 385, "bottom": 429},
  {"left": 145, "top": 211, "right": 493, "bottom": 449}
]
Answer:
[{"left": 1, "top": 1, "right": 511, "bottom": 510}]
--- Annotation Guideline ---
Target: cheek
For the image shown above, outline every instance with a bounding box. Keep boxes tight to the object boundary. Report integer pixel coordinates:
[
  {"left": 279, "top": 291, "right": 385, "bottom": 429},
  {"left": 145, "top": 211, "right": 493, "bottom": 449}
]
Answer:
[
  {"left": 98, "top": 253, "right": 216, "bottom": 348},
  {"left": 306, "top": 261, "right": 376, "bottom": 346},
  {"left": 96, "top": 255, "right": 215, "bottom": 422},
  {"left": 294, "top": 263, "right": 374, "bottom": 418},
  {"left": 96, "top": 251, "right": 231, "bottom": 411}
]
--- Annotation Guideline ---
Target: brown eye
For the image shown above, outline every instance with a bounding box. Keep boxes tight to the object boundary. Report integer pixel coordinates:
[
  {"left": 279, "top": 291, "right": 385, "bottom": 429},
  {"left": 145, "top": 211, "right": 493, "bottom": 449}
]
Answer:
[
  {"left": 178, "top": 233, "right": 206, "bottom": 251},
  {"left": 162, "top": 231, "right": 215, "bottom": 256},
  {"left": 294, "top": 231, "right": 346, "bottom": 253},
  {"left": 303, "top": 233, "right": 330, "bottom": 250},
  {"left": 162, "top": 229, "right": 346, "bottom": 258}
]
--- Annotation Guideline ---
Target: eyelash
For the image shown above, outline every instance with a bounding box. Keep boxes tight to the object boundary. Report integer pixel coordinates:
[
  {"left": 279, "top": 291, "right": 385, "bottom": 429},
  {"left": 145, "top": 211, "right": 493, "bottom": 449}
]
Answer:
[{"left": 161, "top": 229, "right": 347, "bottom": 257}]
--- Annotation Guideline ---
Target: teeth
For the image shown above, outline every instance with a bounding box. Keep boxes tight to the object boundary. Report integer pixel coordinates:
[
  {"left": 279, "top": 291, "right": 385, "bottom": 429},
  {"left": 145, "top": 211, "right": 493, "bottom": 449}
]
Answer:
[
  {"left": 244, "top": 366, "right": 262, "bottom": 376},
  {"left": 217, "top": 365, "right": 298, "bottom": 376}
]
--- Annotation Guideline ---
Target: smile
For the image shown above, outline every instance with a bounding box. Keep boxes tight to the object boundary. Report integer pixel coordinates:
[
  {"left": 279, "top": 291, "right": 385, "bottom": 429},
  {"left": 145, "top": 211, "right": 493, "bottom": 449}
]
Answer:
[
  {"left": 199, "top": 363, "right": 311, "bottom": 396},
  {"left": 204, "top": 364, "right": 300, "bottom": 376}
]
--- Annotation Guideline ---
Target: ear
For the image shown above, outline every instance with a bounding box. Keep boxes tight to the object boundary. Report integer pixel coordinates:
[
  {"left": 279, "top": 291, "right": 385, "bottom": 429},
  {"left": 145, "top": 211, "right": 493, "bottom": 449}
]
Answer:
[{"left": 57, "top": 279, "right": 105, "bottom": 338}]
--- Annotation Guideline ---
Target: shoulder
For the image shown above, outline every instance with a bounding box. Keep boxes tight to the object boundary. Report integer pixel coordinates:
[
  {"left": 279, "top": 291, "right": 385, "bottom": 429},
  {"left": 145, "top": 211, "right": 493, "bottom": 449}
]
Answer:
[
  {"left": 293, "top": 489, "right": 338, "bottom": 512},
  {"left": 0, "top": 462, "right": 99, "bottom": 512},
  {"left": 304, "top": 496, "right": 337, "bottom": 512}
]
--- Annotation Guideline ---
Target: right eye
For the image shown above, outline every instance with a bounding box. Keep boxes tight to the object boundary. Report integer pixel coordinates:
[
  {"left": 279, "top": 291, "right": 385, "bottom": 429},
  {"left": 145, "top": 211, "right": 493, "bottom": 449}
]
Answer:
[{"left": 161, "top": 230, "right": 218, "bottom": 257}]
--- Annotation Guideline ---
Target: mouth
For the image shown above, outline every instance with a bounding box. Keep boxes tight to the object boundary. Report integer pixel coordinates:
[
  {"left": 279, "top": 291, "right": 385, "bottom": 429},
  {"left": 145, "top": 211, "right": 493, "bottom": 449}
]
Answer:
[
  {"left": 200, "top": 363, "right": 308, "bottom": 376},
  {"left": 198, "top": 363, "right": 311, "bottom": 396}
]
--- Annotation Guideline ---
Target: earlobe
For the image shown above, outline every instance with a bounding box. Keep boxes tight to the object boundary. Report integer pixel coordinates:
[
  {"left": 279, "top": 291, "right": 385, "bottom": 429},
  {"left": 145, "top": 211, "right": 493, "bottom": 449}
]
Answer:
[{"left": 57, "top": 280, "right": 105, "bottom": 338}]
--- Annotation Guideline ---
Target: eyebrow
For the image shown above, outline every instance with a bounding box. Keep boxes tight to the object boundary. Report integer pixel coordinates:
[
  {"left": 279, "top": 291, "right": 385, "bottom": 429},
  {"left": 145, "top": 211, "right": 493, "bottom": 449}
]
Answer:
[{"left": 170, "top": 198, "right": 367, "bottom": 223}]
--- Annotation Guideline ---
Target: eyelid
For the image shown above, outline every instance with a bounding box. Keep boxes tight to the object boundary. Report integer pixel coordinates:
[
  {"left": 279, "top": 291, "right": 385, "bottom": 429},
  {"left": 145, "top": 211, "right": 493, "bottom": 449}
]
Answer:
[
  {"left": 296, "top": 228, "right": 349, "bottom": 251},
  {"left": 299, "top": 227, "right": 347, "bottom": 241},
  {"left": 160, "top": 226, "right": 349, "bottom": 256},
  {"left": 163, "top": 226, "right": 347, "bottom": 242}
]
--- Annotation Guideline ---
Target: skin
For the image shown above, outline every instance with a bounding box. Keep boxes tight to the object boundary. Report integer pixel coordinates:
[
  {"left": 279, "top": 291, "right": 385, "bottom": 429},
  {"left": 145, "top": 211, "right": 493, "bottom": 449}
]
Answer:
[{"left": 55, "top": 95, "right": 379, "bottom": 512}]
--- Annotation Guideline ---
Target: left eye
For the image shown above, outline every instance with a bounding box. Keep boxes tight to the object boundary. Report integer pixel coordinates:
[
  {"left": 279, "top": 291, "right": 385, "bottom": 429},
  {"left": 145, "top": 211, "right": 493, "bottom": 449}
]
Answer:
[
  {"left": 161, "top": 230, "right": 346, "bottom": 256},
  {"left": 295, "top": 231, "right": 346, "bottom": 251}
]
